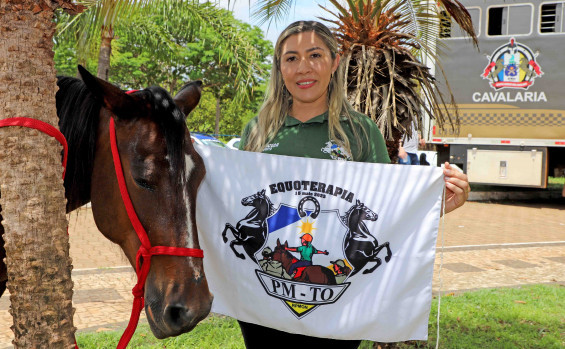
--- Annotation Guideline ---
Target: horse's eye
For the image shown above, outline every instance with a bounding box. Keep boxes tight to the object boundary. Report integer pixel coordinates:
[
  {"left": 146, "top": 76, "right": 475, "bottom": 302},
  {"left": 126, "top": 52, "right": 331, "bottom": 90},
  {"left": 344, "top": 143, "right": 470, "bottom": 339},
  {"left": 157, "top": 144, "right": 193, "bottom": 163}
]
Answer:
[{"left": 134, "top": 178, "right": 156, "bottom": 191}]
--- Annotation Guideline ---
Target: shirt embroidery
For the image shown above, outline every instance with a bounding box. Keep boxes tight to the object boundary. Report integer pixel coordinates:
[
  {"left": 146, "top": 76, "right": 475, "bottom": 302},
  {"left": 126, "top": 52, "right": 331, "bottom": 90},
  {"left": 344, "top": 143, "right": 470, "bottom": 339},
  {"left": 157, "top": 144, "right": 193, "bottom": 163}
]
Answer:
[
  {"left": 321, "top": 141, "right": 352, "bottom": 161},
  {"left": 264, "top": 143, "right": 280, "bottom": 151}
]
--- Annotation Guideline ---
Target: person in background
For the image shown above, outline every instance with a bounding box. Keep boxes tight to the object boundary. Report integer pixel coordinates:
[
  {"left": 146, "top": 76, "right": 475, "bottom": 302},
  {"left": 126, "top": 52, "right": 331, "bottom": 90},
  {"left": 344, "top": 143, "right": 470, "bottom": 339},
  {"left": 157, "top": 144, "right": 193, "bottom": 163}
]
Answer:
[
  {"left": 238, "top": 20, "right": 470, "bottom": 349},
  {"left": 398, "top": 123, "right": 426, "bottom": 165}
]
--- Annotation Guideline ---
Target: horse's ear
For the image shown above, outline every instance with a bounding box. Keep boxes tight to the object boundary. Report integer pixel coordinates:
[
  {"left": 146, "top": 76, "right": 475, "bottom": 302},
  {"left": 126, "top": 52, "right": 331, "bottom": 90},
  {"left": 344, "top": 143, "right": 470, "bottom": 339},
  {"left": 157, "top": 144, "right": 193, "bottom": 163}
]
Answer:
[
  {"left": 77, "top": 65, "right": 142, "bottom": 119},
  {"left": 173, "top": 81, "right": 202, "bottom": 119},
  {"left": 260, "top": 189, "right": 266, "bottom": 195},
  {"left": 356, "top": 199, "right": 361, "bottom": 205},
  {"left": 276, "top": 239, "right": 281, "bottom": 247}
]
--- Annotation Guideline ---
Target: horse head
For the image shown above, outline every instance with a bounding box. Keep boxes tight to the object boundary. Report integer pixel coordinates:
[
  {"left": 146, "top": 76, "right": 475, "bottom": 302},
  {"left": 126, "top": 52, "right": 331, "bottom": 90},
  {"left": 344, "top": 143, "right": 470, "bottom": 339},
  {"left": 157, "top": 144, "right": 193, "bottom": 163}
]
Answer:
[
  {"left": 272, "top": 239, "right": 293, "bottom": 269},
  {"left": 242, "top": 189, "right": 265, "bottom": 206},
  {"left": 342, "top": 200, "right": 378, "bottom": 232},
  {"left": 356, "top": 199, "right": 378, "bottom": 222},
  {"left": 78, "top": 66, "right": 212, "bottom": 338}
]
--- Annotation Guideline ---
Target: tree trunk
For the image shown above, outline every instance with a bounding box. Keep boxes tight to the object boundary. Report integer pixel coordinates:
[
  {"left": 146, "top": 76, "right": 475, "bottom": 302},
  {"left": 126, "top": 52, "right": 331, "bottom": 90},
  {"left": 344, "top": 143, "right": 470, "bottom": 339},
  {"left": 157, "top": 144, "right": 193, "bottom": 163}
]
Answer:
[
  {"left": 215, "top": 98, "right": 221, "bottom": 136},
  {"left": 169, "top": 78, "right": 178, "bottom": 96},
  {"left": 0, "top": 1, "right": 76, "bottom": 347},
  {"left": 97, "top": 25, "right": 114, "bottom": 80},
  {"left": 0, "top": 196, "right": 6, "bottom": 297}
]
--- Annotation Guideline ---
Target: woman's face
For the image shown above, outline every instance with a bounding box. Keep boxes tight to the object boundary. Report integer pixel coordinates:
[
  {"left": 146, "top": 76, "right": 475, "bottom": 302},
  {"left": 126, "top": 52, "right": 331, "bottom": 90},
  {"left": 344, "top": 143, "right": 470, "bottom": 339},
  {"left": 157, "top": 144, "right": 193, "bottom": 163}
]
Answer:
[{"left": 279, "top": 31, "right": 340, "bottom": 112}]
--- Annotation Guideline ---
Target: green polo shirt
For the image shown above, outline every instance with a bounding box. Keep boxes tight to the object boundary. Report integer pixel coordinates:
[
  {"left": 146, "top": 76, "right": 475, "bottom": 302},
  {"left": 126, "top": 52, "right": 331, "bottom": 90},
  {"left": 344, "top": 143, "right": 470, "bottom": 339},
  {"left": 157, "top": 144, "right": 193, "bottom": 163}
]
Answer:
[{"left": 239, "top": 110, "right": 390, "bottom": 164}]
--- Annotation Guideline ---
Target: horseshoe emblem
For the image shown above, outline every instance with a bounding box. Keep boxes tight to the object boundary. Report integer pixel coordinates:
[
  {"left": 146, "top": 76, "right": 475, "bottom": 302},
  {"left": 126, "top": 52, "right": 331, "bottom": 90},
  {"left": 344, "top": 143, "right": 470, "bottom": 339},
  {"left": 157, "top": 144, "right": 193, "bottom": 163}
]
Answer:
[{"left": 297, "top": 196, "right": 320, "bottom": 219}]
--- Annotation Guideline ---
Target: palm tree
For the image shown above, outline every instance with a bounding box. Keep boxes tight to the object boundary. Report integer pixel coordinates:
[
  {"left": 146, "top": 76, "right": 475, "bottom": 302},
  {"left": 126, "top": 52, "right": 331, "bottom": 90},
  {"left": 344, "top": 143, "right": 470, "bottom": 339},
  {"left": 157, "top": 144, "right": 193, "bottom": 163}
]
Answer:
[
  {"left": 64, "top": 0, "right": 265, "bottom": 92},
  {"left": 0, "top": 1, "right": 78, "bottom": 347},
  {"left": 62, "top": 0, "right": 156, "bottom": 80},
  {"left": 254, "top": 0, "right": 477, "bottom": 162}
]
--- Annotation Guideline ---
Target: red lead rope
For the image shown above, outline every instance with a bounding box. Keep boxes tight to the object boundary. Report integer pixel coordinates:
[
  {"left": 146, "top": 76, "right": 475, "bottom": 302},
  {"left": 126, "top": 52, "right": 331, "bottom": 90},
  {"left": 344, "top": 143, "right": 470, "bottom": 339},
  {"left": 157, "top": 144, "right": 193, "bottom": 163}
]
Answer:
[
  {"left": 109, "top": 117, "right": 204, "bottom": 348},
  {"left": 1, "top": 116, "right": 204, "bottom": 348},
  {"left": 0, "top": 117, "right": 68, "bottom": 178}
]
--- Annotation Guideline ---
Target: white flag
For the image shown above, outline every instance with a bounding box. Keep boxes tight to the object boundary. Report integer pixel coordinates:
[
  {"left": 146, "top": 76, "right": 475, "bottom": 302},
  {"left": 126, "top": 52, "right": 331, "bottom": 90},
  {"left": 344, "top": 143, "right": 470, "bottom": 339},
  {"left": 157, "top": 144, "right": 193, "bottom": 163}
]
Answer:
[{"left": 196, "top": 145, "right": 444, "bottom": 342}]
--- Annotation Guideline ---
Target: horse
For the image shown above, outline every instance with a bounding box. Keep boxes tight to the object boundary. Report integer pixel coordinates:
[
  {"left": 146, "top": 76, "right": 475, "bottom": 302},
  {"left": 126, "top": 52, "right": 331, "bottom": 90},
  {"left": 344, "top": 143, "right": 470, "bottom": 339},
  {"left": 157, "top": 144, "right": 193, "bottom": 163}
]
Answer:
[
  {"left": 222, "top": 189, "right": 275, "bottom": 263},
  {"left": 272, "top": 239, "right": 336, "bottom": 285},
  {"left": 341, "top": 199, "right": 392, "bottom": 276},
  {"left": 0, "top": 66, "right": 213, "bottom": 339}
]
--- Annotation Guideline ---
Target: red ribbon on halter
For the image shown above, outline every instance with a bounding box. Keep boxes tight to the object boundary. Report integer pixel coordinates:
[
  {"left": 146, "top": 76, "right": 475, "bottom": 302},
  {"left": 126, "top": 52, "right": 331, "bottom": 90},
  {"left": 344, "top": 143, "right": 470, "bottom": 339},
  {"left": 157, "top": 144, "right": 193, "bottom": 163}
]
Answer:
[{"left": 109, "top": 117, "right": 204, "bottom": 348}]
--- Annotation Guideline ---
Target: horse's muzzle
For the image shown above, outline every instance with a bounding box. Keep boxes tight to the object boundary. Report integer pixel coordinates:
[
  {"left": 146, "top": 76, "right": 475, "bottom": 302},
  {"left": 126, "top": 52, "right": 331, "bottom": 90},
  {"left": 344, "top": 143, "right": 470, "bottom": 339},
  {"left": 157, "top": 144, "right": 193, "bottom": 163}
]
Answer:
[
  {"left": 162, "top": 300, "right": 212, "bottom": 335},
  {"left": 145, "top": 280, "right": 213, "bottom": 339}
]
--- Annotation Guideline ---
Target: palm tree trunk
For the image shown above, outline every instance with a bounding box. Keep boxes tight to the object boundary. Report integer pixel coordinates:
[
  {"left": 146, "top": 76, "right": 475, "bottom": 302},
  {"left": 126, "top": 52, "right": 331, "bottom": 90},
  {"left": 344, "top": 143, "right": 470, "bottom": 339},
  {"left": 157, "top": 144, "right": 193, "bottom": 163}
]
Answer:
[
  {"left": 215, "top": 98, "right": 221, "bottom": 136},
  {"left": 97, "top": 26, "right": 114, "bottom": 80},
  {"left": 0, "top": 2, "right": 76, "bottom": 347},
  {"left": 0, "top": 201, "right": 6, "bottom": 296}
]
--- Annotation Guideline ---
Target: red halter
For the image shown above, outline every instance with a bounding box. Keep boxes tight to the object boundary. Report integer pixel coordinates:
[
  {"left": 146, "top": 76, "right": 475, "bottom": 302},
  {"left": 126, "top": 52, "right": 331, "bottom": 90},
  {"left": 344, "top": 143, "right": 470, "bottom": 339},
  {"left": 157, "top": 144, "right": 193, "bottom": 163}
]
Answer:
[
  {"left": 109, "top": 117, "right": 204, "bottom": 348},
  {"left": 0, "top": 114, "right": 204, "bottom": 348}
]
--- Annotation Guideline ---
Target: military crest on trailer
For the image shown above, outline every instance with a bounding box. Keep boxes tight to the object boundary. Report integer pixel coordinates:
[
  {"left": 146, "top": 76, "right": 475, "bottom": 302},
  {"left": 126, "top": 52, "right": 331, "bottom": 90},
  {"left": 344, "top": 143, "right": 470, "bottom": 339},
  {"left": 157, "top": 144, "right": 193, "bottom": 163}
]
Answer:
[
  {"left": 482, "top": 37, "right": 543, "bottom": 90},
  {"left": 222, "top": 190, "right": 393, "bottom": 319}
]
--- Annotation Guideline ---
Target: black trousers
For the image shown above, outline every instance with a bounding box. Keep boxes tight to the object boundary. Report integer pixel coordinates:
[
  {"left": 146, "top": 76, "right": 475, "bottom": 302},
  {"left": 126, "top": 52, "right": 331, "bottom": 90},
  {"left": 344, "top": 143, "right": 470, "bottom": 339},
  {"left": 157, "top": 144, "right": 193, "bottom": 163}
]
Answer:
[{"left": 238, "top": 321, "right": 362, "bottom": 349}]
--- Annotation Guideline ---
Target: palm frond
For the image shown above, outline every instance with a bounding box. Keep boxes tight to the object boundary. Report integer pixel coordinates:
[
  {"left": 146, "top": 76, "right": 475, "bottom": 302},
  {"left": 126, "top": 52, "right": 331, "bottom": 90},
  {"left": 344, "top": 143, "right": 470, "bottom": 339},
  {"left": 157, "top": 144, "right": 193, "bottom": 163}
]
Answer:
[
  {"left": 347, "top": 0, "right": 360, "bottom": 22},
  {"left": 320, "top": 0, "right": 466, "bottom": 161},
  {"left": 437, "top": 0, "right": 477, "bottom": 47},
  {"left": 329, "top": 0, "right": 352, "bottom": 19},
  {"left": 251, "top": 0, "right": 295, "bottom": 27}
]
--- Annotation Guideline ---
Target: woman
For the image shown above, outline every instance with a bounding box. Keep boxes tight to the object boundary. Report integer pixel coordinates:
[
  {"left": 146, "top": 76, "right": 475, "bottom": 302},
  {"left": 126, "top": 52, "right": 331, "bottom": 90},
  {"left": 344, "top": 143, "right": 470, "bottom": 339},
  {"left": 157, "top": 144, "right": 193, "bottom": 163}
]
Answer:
[{"left": 239, "top": 20, "right": 470, "bottom": 348}]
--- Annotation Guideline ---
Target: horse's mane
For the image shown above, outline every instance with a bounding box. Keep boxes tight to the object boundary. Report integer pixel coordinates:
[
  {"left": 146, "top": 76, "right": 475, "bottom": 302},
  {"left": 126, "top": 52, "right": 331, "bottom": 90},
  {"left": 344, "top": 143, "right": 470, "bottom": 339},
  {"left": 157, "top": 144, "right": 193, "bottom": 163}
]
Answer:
[
  {"left": 250, "top": 191, "right": 276, "bottom": 216},
  {"left": 56, "top": 76, "right": 187, "bottom": 210},
  {"left": 340, "top": 203, "right": 359, "bottom": 225},
  {"left": 56, "top": 76, "right": 101, "bottom": 209},
  {"left": 265, "top": 195, "right": 276, "bottom": 216},
  {"left": 135, "top": 86, "right": 187, "bottom": 179}
]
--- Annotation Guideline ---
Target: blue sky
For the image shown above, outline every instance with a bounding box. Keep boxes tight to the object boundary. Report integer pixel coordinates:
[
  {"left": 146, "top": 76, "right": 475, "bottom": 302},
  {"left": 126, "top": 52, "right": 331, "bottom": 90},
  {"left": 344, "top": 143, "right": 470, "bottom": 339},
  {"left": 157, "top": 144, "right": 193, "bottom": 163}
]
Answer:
[{"left": 218, "top": 0, "right": 338, "bottom": 44}]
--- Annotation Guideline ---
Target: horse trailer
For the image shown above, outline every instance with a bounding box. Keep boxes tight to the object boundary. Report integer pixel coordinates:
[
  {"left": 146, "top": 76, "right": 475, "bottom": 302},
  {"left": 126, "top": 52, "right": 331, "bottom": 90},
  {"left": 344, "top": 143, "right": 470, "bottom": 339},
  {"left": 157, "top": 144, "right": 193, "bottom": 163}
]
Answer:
[{"left": 428, "top": 0, "right": 565, "bottom": 187}]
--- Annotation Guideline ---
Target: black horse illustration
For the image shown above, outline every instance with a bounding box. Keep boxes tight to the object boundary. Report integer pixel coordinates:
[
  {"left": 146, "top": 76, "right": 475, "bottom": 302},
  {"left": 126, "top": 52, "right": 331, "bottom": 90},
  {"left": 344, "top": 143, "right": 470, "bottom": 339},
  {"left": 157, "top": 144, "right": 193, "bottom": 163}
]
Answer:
[
  {"left": 222, "top": 189, "right": 275, "bottom": 263},
  {"left": 341, "top": 200, "right": 392, "bottom": 276}
]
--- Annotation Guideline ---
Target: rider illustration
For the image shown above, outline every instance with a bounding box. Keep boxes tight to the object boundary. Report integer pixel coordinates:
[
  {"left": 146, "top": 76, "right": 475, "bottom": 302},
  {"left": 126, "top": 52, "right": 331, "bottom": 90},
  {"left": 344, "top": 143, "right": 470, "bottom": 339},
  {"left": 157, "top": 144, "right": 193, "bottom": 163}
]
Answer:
[
  {"left": 259, "top": 247, "right": 291, "bottom": 279},
  {"left": 330, "top": 259, "right": 351, "bottom": 284},
  {"left": 285, "top": 233, "right": 328, "bottom": 278},
  {"left": 258, "top": 247, "right": 274, "bottom": 270}
]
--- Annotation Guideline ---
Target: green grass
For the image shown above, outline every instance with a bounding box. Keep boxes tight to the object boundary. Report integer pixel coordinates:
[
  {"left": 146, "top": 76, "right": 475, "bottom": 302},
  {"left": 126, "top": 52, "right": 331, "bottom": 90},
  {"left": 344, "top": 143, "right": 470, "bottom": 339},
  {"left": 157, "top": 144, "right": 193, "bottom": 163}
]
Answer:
[
  {"left": 367, "top": 284, "right": 565, "bottom": 349},
  {"left": 76, "top": 315, "right": 244, "bottom": 349},
  {"left": 548, "top": 176, "right": 565, "bottom": 190},
  {"left": 470, "top": 176, "right": 564, "bottom": 192},
  {"left": 77, "top": 285, "right": 565, "bottom": 349}
]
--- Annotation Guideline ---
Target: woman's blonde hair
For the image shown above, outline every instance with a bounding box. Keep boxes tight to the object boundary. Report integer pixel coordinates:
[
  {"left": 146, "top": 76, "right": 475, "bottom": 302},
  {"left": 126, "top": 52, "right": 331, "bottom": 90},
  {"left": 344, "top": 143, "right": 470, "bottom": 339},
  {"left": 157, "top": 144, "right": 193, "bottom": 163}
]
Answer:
[{"left": 244, "top": 21, "right": 360, "bottom": 158}]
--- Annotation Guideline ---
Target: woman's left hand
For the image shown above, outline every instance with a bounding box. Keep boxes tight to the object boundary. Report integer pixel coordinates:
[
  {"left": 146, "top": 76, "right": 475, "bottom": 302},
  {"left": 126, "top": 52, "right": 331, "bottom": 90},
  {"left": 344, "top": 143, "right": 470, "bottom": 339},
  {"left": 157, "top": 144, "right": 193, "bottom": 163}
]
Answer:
[{"left": 442, "top": 162, "right": 470, "bottom": 215}]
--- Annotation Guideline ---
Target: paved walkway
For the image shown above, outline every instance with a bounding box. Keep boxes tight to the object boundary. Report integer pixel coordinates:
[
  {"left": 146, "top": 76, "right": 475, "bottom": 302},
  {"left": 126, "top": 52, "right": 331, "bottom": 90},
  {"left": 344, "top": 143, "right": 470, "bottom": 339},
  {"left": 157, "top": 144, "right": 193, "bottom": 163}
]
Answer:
[{"left": 0, "top": 201, "right": 564, "bottom": 347}]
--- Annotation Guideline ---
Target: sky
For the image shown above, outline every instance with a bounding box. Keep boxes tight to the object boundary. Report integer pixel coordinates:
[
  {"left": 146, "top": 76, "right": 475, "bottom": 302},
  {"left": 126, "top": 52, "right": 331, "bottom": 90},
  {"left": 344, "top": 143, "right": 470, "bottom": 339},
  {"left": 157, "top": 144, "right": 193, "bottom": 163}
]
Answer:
[{"left": 217, "top": 0, "right": 339, "bottom": 44}]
